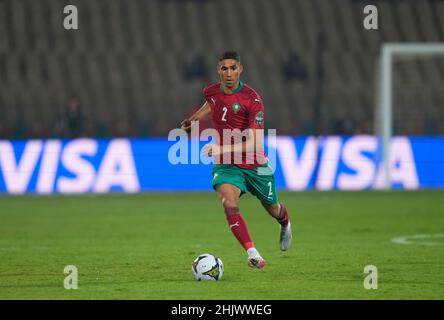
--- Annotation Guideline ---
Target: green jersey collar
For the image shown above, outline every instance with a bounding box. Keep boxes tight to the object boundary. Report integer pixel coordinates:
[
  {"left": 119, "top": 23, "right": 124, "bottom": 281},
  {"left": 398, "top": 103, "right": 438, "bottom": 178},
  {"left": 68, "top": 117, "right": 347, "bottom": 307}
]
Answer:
[{"left": 220, "top": 80, "right": 244, "bottom": 94}]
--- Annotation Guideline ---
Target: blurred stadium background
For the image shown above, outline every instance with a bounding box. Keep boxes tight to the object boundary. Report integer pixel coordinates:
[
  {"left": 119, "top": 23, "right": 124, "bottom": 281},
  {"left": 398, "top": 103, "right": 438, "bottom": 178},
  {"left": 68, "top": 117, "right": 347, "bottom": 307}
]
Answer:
[
  {"left": 1, "top": 0, "right": 444, "bottom": 300},
  {"left": 1, "top": 0, "right": 444, "bottom": 139},
  {"left": 1, "top": 0, "right": 444, "bottom": 193}
]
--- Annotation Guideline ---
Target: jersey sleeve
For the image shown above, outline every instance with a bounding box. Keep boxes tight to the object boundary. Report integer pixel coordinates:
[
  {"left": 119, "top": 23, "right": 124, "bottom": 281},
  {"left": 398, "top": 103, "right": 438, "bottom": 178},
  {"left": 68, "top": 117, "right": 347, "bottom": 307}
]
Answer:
[
  {"left": 203, "top": 87, "right": 211, "bottom": 104},
  {"left": 248, "top": 97, "right": 265, "bottom": 129},
  {"left": 203, "top": 83, "right": 219, "bottom": 105}
]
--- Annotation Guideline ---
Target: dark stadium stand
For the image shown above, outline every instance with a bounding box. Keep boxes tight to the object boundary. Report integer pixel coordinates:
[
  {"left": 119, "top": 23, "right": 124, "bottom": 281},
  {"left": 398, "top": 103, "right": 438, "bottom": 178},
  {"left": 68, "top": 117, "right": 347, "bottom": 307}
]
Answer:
[{"left": 1, "top": 0, "right": 444, "bottom": 138}]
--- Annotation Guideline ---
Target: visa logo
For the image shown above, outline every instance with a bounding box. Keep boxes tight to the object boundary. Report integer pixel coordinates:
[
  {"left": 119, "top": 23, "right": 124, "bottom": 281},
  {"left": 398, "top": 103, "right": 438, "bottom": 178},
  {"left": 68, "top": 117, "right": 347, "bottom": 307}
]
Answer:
[
  {"left": 268, "top": 136, "right": 419, "bottom": 190},
  {"left": 0, "top": 139, "right": 140, "bottom": 194}
]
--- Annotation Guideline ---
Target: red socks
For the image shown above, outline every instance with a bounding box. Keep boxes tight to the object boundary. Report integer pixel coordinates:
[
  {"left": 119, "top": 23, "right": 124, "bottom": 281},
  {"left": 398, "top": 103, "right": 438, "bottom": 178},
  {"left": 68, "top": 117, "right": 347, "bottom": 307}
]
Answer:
[
  {"left": 225, "top": 207, "right": 254, "bottom": 250},
  {"left": 223, "top": 205, "right": 289, "bottom": 251},
  {"left": 277, "top": 203, "right": 289, "bottom": 227}
]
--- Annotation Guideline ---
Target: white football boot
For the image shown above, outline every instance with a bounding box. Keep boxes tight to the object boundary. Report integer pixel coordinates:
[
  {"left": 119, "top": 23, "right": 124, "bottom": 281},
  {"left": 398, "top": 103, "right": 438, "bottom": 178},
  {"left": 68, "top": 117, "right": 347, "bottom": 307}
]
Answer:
[
  {"left": 247, "top": 248, "right": 267, "bottom": 269},
  {"left": 279, "top": 221, "right": 292, "bottom": 251}
]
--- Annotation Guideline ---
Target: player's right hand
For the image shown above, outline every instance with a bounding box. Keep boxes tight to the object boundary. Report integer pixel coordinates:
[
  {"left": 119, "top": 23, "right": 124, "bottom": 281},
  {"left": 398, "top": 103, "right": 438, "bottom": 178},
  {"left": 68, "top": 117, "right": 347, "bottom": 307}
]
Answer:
[{"left": 180, "top": 118, "right": 192, "bottom": 131}]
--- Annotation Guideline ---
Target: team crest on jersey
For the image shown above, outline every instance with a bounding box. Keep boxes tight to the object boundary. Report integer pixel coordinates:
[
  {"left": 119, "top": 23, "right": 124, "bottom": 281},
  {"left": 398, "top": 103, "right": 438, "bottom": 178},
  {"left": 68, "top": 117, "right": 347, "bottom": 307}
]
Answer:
[
  {"left": 255, "top": 111, "right": 264, "bottom": 125},
  {"left": 231, "top": 103, "right": 241, "bottom": 113}
]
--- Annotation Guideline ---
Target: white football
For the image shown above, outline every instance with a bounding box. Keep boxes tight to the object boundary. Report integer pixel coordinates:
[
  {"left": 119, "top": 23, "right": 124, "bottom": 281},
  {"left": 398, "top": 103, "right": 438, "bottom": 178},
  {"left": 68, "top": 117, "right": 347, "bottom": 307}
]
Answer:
[{"left": 192, "top": 253, "right": 224, "bottom": 281}]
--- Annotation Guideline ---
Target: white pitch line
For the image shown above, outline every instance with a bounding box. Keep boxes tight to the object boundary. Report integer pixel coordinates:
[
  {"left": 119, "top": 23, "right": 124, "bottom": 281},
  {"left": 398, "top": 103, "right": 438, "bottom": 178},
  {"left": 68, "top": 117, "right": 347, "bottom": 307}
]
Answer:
[{"left": 391, "top": 233, "right": 444, "bottom": 246}]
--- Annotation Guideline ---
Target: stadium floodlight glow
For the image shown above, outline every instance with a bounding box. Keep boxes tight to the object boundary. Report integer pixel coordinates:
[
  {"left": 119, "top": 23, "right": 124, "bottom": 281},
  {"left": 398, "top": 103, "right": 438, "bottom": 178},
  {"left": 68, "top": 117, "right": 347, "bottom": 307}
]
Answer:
[{"left": 379, "top": 43, "right": 444, "bottom": 190}]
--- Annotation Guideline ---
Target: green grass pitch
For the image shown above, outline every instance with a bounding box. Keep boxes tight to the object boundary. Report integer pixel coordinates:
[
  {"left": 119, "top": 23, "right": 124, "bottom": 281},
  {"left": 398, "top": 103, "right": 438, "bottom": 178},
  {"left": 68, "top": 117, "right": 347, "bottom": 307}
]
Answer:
[{"left": 0, "top": 190, "right": 443, "bottom": 299}]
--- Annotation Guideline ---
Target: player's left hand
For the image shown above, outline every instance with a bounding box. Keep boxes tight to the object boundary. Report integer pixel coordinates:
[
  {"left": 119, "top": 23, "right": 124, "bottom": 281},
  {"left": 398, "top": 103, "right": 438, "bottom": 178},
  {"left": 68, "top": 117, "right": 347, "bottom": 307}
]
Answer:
[{"left": 202, "top": 144, "right": 221, "bottom": 157}]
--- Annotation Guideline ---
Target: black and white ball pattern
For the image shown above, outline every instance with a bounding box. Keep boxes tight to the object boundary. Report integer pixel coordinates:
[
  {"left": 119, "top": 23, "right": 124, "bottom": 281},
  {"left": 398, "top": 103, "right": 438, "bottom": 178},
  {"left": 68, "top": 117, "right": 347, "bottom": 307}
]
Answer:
[{"left": 192, "top": 253, "right": 224, "bottom": 281}]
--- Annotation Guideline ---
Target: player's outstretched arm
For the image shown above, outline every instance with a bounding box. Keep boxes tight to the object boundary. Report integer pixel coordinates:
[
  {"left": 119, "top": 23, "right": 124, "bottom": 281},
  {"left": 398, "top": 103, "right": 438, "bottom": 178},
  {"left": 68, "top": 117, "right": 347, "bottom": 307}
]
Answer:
[{"left": 180, "top": 101, "right": 211, "bottom": 131}]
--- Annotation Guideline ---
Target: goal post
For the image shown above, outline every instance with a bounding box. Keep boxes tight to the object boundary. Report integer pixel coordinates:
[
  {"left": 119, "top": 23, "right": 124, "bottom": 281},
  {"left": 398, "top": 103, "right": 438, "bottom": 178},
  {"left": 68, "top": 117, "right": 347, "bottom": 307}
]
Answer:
[{"left": 379, "top": 43, "right": 444, "bottom": 190}]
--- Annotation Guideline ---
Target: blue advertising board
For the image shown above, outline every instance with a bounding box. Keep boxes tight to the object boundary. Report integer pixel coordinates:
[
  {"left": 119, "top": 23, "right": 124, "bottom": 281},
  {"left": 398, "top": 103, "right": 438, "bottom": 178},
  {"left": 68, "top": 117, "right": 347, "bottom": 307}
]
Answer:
[{"left": 0, "top": 136, "right": 443, "bottom": 194}]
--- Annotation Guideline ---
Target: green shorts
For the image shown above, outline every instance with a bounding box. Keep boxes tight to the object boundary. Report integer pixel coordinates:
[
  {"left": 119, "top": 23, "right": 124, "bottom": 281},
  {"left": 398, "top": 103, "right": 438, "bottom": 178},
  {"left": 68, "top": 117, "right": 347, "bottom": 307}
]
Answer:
[{"left": 212, "top": 162, "right": 279, "bottom": 205}]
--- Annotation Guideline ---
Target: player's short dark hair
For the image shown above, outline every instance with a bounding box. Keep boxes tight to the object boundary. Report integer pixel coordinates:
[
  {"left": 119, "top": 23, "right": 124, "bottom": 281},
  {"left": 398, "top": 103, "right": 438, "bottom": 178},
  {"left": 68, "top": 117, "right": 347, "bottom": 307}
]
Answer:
[{"left": 219, "top": 51, "right": 241, "bottom": 63}]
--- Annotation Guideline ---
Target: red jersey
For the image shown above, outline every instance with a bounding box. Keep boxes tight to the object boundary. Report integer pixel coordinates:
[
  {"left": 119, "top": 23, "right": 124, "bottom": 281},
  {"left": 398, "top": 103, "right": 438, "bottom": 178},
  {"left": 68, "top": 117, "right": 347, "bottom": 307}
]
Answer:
[{"left": 203, "top": 81, "right": 267, "bottom": 169}]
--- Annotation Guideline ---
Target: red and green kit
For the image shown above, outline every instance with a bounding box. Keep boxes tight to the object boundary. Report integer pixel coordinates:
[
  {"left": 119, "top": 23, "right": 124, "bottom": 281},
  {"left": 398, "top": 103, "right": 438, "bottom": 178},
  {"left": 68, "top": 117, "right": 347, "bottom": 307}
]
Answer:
[{"left": 203, "top": 81, "right": 278, "bottom": 205}]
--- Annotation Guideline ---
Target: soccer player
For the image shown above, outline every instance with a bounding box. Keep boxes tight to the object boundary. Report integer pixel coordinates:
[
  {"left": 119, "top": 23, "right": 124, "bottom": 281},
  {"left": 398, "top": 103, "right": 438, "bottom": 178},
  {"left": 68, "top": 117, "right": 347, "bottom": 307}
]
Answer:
[{"left": 180, "top": 51, "right": 292, "bottom": 269}]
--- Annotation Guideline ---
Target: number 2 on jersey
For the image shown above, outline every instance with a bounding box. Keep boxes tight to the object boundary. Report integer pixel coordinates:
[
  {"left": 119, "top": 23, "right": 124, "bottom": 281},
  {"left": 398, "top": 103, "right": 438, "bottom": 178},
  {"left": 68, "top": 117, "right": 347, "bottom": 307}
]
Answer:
[{"left": 221, "top": 107, "right": 228, "bottom": 122}]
